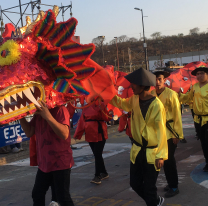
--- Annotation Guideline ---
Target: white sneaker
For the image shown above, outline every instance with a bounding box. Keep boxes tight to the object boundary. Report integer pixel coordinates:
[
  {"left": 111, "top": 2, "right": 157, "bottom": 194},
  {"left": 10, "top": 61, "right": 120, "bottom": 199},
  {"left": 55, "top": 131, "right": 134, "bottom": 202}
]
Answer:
[
  {"left": 12, "top": 147, "right": 20, "bottom": 153},
  {"left": 48, "top": 201, "right": 59, "bottom": 206},
  {"left": 157, "top": 196, "right": 165, "bottom": 206}
]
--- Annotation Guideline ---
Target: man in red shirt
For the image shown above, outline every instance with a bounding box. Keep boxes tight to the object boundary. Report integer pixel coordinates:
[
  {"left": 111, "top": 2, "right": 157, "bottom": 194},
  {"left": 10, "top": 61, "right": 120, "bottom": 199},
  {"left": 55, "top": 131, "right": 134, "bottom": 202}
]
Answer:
[{"left": 20, "top": 100, "right": 74, "bottom": 206}]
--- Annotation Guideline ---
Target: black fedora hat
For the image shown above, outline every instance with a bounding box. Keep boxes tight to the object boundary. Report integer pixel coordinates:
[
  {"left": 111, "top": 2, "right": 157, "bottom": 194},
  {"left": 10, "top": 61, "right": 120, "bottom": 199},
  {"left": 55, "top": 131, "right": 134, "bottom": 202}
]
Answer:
[
  {"left": 191, "top": 66, "right": 208, "bottom": 76},
  {"left": 152, "top": 69, "right": 170, "bottom": 78},
  {"left": 125, "top": 68, "right": 156, "bottom": 86}
]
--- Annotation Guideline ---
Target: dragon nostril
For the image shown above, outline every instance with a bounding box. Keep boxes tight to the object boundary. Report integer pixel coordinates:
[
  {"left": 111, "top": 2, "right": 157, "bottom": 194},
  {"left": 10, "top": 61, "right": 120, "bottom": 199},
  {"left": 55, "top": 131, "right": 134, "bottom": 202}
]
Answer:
[{"left": 1, "top": 50, "right": 7, "bottom": 58}]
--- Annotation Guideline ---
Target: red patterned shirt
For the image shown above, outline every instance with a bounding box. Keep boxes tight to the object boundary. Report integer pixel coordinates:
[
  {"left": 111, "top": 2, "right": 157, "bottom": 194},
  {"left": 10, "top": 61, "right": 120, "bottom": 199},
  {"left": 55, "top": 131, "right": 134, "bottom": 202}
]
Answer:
[{"left": 30, "top": 106, "right": 74, "bottom": 173}]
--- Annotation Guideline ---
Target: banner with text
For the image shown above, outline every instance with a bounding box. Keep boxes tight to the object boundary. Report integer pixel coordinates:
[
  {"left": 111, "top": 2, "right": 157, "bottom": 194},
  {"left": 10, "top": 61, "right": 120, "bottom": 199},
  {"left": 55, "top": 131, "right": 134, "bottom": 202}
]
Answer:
[{"left": 0, "top": 124, "right": 29, "bottom": 147}]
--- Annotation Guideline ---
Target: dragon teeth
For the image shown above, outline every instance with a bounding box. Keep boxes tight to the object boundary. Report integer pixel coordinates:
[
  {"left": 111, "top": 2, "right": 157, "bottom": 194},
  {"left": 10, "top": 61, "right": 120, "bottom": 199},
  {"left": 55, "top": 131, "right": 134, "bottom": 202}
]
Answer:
[
  {"left": 20, "top": 104, "right": 24, "bottom": 109},
  {"left": 9, "top": 108, "right": 13, "bottom": 113},
  {"left": 0, "top": 99, "right": 4, "bottom": 107},
  {"left": 17, "top": 91, "right": 23, "bottom": 99},
  {"left": 5, "top": 96, "right": 11, "bottom": 104},
  {"left": 14, "top": 106, "right": 19, "bottom": 111},
  {"left": 2, "top": 108, "right": 7, "bottom": 114},
  {"left": 11, "top": 93, "right": 17, "bottom": 101},
  {"left": 23, "top": 88, "right": 41, "bottom": 107},
  {"left": 26, "top": 102, "right": 29, "bottom": 106},
  {"left": 30, "top": 86, "right": 35, "bottom": 93}
]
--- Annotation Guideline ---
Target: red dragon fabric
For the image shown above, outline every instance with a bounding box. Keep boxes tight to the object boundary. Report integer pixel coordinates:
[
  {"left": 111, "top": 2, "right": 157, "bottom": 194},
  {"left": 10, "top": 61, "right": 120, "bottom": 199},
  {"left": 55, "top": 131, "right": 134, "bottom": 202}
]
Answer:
[{"left": 165, "top": 61, "right": 208, "bottom": 93}]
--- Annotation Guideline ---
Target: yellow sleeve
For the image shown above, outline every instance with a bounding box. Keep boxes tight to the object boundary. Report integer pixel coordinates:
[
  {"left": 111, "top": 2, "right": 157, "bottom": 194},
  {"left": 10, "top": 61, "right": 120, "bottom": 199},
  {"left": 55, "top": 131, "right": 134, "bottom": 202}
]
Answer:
[
  {"left": 110, "top": 95, "right": 133, "bottom": 112},
  {"left": 155, "top": 104, "right": 168, "bottom": 160},
  {"left": 171, "top": 93, "right": 184, "bottom": 139},
  {"left": 179, "top": 87, "right": 194, "bottom": 104}
]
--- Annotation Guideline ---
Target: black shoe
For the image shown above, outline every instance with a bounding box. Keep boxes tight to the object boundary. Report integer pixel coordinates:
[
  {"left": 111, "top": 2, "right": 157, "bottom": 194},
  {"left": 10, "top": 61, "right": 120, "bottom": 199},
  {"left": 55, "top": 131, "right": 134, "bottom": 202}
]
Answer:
[
  {"left": 100, "top": 173, "right": 109, "bottom": 180},
  {"left": 203, "top": 164, "right": 208, "bottom": 172},
  {"left": 180, "top": 138, "right": 187, "bottom": 143},
  {"left": 165, "top": 188, "right": 179, "bottom": 198},
  {"left": 90, "top": 176, "right": 101, "bottom": 185},
  {"left": 164, "top": 185, "right": 169, "bottom": 192},
  {"left": 157, "top": 196, "right": 165, "bottom": 206}
]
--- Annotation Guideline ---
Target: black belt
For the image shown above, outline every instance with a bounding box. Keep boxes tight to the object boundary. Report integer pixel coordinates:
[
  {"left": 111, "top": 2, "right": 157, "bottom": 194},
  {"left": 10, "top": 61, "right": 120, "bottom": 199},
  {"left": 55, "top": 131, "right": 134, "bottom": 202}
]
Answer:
[
  {"left": 166, "top": 120, "right": 180, "bottom": 139},
  {"left": 132, "top": 139, "right": 158, "bottom": 149},
  {"left": 193, "top": 113, "right": 208, "bottom": 124},
  {"left": 85, "top": 119, "right": 104, "bottom": 134}
]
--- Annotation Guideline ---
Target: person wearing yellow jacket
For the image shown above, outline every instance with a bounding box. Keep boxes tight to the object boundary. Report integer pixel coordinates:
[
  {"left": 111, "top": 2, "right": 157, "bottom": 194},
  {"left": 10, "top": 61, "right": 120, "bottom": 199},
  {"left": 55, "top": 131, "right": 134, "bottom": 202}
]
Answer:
[
  {"left": 151, "top": 70, "right": 184, "bottom": 198},
  {"left": 179, "top": 66, "right": 208, "bottom": 172},
  {"left": 110, "top": 68, "right": 168, "bottom": 206}
]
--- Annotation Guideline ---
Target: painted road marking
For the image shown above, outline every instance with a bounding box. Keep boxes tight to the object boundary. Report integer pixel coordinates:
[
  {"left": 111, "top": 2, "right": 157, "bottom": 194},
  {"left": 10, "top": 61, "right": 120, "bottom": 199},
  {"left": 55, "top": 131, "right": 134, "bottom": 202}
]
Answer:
[
  {"left": 6, "top": 143, "right": 132, "bottom": 168},
  {"left": 191, "top": 162, "right": 208, "bottom": 189},
  {"left": 157, "top": 172, "right": 186, "bottom": 188},
  {"left": 72, "top": 196, "right": 135, "bottom": 206},
  {"left": 182, "top": 123, "right": 194, "bottom": 128},
  {"left": 179, "top": 155, "right": 204, "bottom": 163}
]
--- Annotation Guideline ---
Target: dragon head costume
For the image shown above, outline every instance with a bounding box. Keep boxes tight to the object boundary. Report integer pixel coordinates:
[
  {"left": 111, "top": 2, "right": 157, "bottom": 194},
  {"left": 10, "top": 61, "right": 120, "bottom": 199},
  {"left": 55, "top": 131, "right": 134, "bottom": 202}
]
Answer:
[{"left": 0, "top": 8, "right": 116, "bottom": 125}]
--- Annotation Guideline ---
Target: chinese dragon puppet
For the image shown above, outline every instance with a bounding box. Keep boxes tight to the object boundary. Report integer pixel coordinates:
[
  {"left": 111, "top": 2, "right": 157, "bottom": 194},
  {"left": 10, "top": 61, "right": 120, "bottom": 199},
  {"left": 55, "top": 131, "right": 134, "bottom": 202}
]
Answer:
[{"left": 0, "top": 7, "right": 116, "bottom": 125}]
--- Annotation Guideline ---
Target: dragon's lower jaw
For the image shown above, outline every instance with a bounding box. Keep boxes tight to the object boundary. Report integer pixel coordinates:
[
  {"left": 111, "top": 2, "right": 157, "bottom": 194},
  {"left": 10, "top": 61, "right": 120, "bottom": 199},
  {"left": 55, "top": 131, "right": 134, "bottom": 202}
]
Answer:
[{"left": 0, "top": 81, "right": 45, "bottom": 123}]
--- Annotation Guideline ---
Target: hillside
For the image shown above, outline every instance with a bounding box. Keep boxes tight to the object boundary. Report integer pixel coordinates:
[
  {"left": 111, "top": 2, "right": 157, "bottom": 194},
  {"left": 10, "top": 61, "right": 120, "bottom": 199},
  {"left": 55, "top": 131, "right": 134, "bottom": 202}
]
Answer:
[{"left": 90, "top": 33, "right": 208, "bottom": 71}]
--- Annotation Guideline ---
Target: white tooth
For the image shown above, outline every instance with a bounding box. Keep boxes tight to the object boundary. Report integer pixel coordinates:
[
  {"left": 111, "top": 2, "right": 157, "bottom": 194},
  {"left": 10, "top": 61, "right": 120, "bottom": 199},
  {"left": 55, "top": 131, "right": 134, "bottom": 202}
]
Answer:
[
  {"left": 9, "top": 108, "right": 13, "bottom": 113},
  {"left": 3, "top": 108, "right": 7, "bottom": 114},
  {"left": 5, "top": 96, "right": 11, "bottom": 104},
  {"left": 14, "top": 106, "right": 19, "bottom": 111},
  {"left": 37, "top": 97, "right": 40, "bottom": 101},
  {"left": 30, "top": 86, "right": 35, "bottom": 93},
  {"left": 17, "top": 91, "right": 23, "bottom": 99},
  {"left": 26, "top": 102, "right": 29, "bottom": 106},
  {"left": 11, "top": 94, "right": 17, "bottom": 101},
  {"left": 23, "top": 88, "right": 41, "bottom": 107},
  {"left": 20, "top": 104, "right": 24, "bottom": 109},
  {"left": 0, "top": 99, "right": 4, "bottom": 107}
]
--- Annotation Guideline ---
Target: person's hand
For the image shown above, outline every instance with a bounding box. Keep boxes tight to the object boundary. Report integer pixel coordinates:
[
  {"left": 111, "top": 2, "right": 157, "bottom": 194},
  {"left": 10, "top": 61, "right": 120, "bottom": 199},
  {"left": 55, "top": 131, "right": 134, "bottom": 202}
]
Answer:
[
  {"left": 172, "top": 138, "right": 180, "bottom": 145},
  {"left": 155, "top": 158, "right": 164, "bottom": 169},
  {"left": 35, "top": 100, "right": 52, "bottom": 121}
]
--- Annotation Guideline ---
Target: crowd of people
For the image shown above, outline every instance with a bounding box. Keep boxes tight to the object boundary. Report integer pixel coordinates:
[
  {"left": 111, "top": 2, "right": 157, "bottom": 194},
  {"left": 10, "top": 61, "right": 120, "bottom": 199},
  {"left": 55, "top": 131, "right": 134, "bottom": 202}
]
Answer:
[{"left": 15, "top": 66, "right": 208, "bottom": 206}]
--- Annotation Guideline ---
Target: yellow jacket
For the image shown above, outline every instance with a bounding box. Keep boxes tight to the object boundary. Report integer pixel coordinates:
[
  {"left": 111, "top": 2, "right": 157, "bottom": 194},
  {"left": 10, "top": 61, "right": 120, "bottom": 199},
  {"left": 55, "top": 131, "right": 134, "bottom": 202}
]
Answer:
[
  {"left": 179, "top": 82, "right": 208, "bottom": 126},
  {"left": 151, "top": 87, "right": 184, "bottom": 140},
  {"left": 110, "top": 95, "right": 168, "bottom": 171}
]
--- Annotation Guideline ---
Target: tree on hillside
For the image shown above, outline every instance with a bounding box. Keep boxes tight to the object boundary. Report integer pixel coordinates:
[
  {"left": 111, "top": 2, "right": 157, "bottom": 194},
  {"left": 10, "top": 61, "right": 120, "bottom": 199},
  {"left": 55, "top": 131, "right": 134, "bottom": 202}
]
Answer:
[
  {"left": 117, "top": 35, "right": 129, "bottom": 42},
  {"left": 151, "top": 32, "right": 161, "bottom": 39},
  {"left": 92, "top": 36, "right": 105, "bottom": 47},
  {"left": 189, "top": 27, "right": 199, "bottom": 35},
  {"left": 129, "top": 37, "right": 138, "bottom": 42},
  {"left": 178, "top": 33, "right": 184, "bottom": 37}
]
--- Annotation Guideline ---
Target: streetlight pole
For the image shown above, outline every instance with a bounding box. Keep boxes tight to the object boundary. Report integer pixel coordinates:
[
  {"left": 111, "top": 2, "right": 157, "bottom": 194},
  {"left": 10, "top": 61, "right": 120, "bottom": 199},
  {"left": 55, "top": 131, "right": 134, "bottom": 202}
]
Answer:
[
  {"left": 134, "top": 7, "right": 148, "bottom": 70},
  {"left": 114, "top": 37, "right": 119, "bottom": 71},
  {"left": 98, "top": 36, "right": 105, "bottom": 65}
]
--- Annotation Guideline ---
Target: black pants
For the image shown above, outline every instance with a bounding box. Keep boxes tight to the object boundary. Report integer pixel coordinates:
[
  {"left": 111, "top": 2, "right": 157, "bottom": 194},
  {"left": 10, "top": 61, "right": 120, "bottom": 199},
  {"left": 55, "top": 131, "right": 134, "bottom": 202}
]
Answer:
[
  {"left": 164, "top": 139, "right": 178, "bottom": 188},
  {"left": 195, "top": 122, "right": 208, "bottom": 164},
  {"left": 130, "top": 149, "right": 159, "bottom": 206},
  {"left": 32, "top": 168, "right": 74, "bottom": 206},
  {"left": 89, "top": 139, "right": 107, "bottom": 176}
]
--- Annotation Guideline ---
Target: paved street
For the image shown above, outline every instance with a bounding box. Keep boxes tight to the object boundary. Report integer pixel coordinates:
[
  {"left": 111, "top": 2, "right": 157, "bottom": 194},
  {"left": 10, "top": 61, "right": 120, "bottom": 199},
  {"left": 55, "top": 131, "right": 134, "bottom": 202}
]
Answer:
[{"left": 0, "top": 108, "right": 208, "bottom": 206}]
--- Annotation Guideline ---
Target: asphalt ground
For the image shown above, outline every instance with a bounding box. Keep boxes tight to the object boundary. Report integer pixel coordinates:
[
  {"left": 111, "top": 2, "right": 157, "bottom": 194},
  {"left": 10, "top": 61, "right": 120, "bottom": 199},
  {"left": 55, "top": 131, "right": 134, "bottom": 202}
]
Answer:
[{"left": 0, "top": 108, "right": 207, "bottom": 206}]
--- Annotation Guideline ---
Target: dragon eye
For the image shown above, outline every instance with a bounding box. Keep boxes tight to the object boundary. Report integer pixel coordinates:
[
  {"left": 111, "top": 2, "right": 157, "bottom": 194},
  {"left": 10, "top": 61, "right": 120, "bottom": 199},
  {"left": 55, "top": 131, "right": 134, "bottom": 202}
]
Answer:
[{"left": 1, "top": 50, "right": 9, "bottom": 58}]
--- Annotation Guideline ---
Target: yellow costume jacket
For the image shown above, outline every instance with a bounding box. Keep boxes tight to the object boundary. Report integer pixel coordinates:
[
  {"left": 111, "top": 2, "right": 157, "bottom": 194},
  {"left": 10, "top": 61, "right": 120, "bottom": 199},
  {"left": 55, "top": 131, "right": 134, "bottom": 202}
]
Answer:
[
  {"left": 110, "top": 95, "right": 168, "bottom": 171},
  {"left": 179, "top": 82, "right": 208, "bottom": 126},
  {"left": 151, "top": 87, "right": 184, "bottom": 140}
]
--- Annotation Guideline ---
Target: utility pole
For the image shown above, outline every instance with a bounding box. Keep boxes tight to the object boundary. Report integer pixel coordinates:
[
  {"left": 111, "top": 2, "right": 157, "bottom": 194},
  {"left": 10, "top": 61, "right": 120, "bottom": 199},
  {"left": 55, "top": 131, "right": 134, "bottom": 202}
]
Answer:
[
  {"left": 114, "top": 37, "right": 119, "bottom": 71},
  {"left": 128, "top": 47, "right": 132, "bottom": 72},
  {"left": 134, "top": 8, "right": 149, "bottom": 70}
]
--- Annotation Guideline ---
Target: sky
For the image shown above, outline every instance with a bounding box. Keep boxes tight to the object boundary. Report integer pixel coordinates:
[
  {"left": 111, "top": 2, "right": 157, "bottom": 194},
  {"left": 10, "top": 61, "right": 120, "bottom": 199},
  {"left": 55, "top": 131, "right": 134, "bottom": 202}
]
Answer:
[{"left": 1, "top": 0, "right": 208, "bottom": 44}]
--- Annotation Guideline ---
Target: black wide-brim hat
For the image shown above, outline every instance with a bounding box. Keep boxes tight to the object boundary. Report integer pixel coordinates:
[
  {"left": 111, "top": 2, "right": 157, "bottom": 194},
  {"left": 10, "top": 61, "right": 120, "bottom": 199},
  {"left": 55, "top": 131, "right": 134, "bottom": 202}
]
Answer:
[
  {"left": 152, "top": 70, "right": 170, "bottom": 78},
  {"left": 125, "top": 67, "right": 156, "bottom": 86},
  {"left": 191, "top": 66, "right": 208, "bottom": 76}
]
